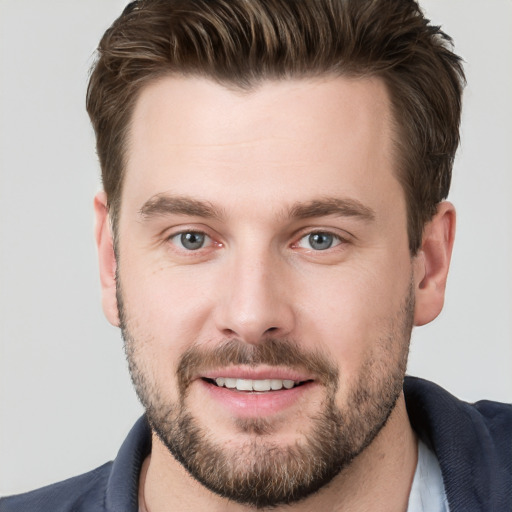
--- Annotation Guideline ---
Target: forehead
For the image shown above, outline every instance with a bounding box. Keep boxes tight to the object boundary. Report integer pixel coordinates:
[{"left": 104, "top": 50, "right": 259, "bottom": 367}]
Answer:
[{"left": 122, "top": 75, "right": 401, "bottom": 221}]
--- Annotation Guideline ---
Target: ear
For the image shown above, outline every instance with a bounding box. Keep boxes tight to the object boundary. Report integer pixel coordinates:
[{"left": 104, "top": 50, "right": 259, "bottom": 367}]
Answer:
[
  {"left": 94, "top": 191, "right": 120, "bottom": 327},
  {"left": 413, "top": 201, "right": 456, "bottom": 326}
]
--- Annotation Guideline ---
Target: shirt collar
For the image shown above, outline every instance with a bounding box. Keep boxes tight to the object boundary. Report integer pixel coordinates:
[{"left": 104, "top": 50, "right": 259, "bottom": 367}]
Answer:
[{"left": 105, "top": 416, "right": 152, "bottom": 512}]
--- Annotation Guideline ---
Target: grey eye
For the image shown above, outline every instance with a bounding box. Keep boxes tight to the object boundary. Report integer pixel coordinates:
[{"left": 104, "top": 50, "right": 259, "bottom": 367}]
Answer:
[
  {"left": 308, "top": 233, "right": 334, "bottom": 250},
  {"left": 297, "top": 232, "right": 341, "bottom": 251},
  {"left": 172, "top": 232, "right": 210, "bottom": 250}
]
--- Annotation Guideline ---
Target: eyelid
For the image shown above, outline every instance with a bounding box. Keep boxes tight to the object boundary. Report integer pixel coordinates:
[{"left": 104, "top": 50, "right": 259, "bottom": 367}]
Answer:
[
  {"left": 165, "top": 225, "right": 223, "bottom": 253},
  {"left": 169, "top": 231, "right": 212, "bottom": 250},
  {"left": 164, "top": 224, "right": 215, "bottom": 240},
  {"left": 297, "top": 231, "right": 343, "bottom": 250},
  {"left": 291, "top": 227, "right": 351, "bottom": 247}
]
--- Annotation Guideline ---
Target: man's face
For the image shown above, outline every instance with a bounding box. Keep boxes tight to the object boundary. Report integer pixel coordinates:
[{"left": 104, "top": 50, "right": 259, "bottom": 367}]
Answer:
[{"left": 114, "top": 76, "right": 416, "bottom": 507}]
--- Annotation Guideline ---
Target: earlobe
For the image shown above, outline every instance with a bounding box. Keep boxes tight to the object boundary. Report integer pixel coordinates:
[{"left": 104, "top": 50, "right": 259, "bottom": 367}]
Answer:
[
  {"left": 413, "top": 201, "right": 456, "bottom": 326},
  {"left": 94, "top": 191, "right": 120, "bottom": 327}
]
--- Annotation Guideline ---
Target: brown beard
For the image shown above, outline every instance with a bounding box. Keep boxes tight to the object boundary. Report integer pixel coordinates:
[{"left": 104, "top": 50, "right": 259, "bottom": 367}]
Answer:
[{"left": 119, "top": 280, "right": 414, "bottom": 509}]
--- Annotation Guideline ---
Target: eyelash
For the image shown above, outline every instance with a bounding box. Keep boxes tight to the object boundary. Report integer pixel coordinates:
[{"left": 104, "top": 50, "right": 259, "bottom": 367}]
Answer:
[
  {"left": 166, "top": 228, "right": 348, "bottom": 255},
  {"left": 168, "top": 230, "right": 217, "bottom": 252},
  {"left": 293, "top": 230, "right": 347, "bottom": 252}
]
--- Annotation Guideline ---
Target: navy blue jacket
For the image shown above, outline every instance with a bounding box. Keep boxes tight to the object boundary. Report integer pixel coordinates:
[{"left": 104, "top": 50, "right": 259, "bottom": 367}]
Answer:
[{"left": 1, "top": 377, "right": 511, "bottom": 511}]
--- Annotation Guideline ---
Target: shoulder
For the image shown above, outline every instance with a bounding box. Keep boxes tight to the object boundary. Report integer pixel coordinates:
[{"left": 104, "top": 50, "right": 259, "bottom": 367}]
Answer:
[
  {"left": 472, "top": 397, "right": 512, "bottom": 435},
  {"left": 404, "top": 375, "right": 512, "bottom": 445},
  {"left": 0, "top": 462, "right": 113, "bottom": 512},
  {"left": 1, "top": 416, "right": 150, "bottom": 512},
  {"left": 404, "top": 376, "right": 512, "bottom": 510},
  {"left": 469, "top": 397, "right": 512, "bottom": 471}
]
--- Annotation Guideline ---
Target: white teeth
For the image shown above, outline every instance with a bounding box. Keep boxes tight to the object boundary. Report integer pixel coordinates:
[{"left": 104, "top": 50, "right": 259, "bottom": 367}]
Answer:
[
  {"left": 212, "top": 378, "right": 299, "bottom": 392},
  {"left": 252, "top": 379, "right": 271, "bottom": 392},
  {"left": 283, "top": 379, "right": 295, "bottom": 389},
  {"left": 224, "top": 378, "right": 237, "bottom": 389},
  {"left": 236, "top": 379, "right": 253, "bottom": 391},
  {"left": 270, "top": 379, "right": 283, "bottom": 390}
]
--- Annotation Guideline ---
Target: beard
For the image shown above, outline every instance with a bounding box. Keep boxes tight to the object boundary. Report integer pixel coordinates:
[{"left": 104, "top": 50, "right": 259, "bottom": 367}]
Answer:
[{"left": 118, "top": 280, "right": 414, "bottom": 509}]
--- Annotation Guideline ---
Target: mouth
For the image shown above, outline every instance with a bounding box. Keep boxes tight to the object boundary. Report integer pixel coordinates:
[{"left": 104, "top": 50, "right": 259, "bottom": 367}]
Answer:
[
  {"left": 202, "top": 377, "right": 312, "bottom": 392},
  {"left": 196, "top": 368, "right": 318, "bottom": 417}
]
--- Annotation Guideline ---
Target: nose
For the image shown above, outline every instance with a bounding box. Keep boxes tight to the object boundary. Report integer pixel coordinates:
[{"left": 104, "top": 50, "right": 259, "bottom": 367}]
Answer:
[{"left": 213, "top": 249, "right": 296, "bottom": 344}]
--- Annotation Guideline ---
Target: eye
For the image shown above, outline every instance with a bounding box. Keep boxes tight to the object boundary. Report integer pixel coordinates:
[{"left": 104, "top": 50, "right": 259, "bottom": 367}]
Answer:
[
  {"left": 296, "top": 232, "right": 342, "bottom": 251},
  {"left": 170, "top": 231, "right": 211, "bottom": 251}
]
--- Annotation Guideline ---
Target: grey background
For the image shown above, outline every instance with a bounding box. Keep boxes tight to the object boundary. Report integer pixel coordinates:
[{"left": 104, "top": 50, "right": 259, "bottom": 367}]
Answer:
[{"left": 1, "top": 0, "right": 511, "bottom": 496}]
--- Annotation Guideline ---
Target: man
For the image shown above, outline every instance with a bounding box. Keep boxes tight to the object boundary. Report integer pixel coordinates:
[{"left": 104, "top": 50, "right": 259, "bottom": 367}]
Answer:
[{"left": 1, "top": 0, "right": 510, "bottom": 511}]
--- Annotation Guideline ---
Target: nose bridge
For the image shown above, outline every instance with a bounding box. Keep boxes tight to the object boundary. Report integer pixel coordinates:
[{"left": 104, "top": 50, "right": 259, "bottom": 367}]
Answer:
[{"left": 215, "top": 240, "right": 294, "bottom": 343}]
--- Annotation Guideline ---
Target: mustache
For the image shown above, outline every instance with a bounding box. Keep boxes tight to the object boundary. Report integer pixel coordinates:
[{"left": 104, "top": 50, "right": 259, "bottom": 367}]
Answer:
[{"left": 177, "top": 338, "right": 339, "bottom": 393}]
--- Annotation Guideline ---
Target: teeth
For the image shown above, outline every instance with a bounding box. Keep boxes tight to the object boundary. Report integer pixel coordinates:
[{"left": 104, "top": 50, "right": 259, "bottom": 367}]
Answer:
[
  {"left": 224, "top": 378, "right": 237, "bottom": 389},
  {"left": 270, "top": 379, "right": 283, "bottom": 390},
  {"left": 282, "top": 379, "right": 295, "bottom": 389},
  {"left": 236, "top": 379, "right": 253, "bottom": 391},
  {"left": 253, "top": 379, "right": 271, "bottom": 392},
  {"left": 212, "top": 378, "right": 299, "bottom": 392}
]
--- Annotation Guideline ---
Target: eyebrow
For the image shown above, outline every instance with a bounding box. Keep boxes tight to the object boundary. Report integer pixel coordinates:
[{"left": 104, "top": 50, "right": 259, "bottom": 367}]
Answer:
[
  {"left": 138, "top": 194, "right": 375, "bottom": 223},
  {"left": 287, "top": 197, "right": 375, "bottom": 222},
  {"left": 139, "top": 194, "right": 224, "bottom": 221}
]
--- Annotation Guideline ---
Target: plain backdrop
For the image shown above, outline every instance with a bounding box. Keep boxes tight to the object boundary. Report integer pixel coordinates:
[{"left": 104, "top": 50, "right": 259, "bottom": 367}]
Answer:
[{"left": 1, "top": 0, "right": 511, "bottom": 497}]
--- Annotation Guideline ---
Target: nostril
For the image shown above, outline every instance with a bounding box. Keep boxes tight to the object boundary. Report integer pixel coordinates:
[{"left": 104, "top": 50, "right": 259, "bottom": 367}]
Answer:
[
  {"left": 221, "top": 328, "right": 238, "bottom": 338},
  {"left": 265, "top": 327, "right": 278, "bottom": 334}
]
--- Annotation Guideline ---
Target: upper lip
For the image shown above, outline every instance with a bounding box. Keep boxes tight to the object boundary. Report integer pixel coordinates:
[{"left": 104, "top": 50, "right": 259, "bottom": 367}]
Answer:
[{"left": 198, "top": 366, "right": 315, "bottom": 383}]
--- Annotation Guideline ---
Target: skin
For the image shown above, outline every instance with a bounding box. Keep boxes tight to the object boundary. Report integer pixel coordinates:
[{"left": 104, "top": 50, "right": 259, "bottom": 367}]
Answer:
[{"left": 95, "top": 75, "right": 455, "bottom": 511}]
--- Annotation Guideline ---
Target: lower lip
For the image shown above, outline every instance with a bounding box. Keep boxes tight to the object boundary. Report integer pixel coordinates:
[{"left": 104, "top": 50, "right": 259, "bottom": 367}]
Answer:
[{"left": 198, "top": 379, "right": 316, "bottom": 418}]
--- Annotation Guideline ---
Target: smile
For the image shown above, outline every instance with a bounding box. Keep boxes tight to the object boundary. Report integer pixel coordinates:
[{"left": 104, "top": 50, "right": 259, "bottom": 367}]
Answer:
[{"left": 203, "top": 377, "right": 309, "bottom": 392}]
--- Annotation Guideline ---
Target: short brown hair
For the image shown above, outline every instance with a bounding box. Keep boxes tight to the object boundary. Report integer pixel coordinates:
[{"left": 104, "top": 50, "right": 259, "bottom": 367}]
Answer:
[{"left": 86, "top": 0, "right": 465, "bottom": 253}]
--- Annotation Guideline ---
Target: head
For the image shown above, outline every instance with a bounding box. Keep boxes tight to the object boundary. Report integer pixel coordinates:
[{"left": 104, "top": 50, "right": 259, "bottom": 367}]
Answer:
[
  {"left": 89, "top": 0, "right": 463, "bottom": 508},
  {"left": 87, "top": 0, "right": 464, "bottom": 254}
]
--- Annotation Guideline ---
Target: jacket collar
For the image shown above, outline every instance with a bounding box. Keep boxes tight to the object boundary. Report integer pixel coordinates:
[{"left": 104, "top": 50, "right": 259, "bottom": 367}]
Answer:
[{"left": 404, "top": 376, "right": 511, "bottom": 512}]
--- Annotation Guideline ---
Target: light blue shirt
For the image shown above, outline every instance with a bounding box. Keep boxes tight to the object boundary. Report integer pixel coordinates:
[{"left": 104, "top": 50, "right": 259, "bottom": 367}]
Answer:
[{"left": 407, "top": 439, "right": 450, "bottom": 512}]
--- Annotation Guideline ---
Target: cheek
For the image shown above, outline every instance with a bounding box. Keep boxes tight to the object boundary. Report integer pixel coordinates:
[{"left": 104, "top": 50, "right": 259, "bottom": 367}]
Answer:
[
  {"left": 296, "top": 259, "right": 411, "bottom": 376},
  {"left": 118, "top": 257, "right": 222, "bottom": 369}
]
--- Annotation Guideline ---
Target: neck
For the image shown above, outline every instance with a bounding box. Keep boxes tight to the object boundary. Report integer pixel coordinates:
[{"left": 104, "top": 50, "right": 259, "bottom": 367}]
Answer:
[{"left": 141, "top": 393, "right": 417, "bottom": 512}]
